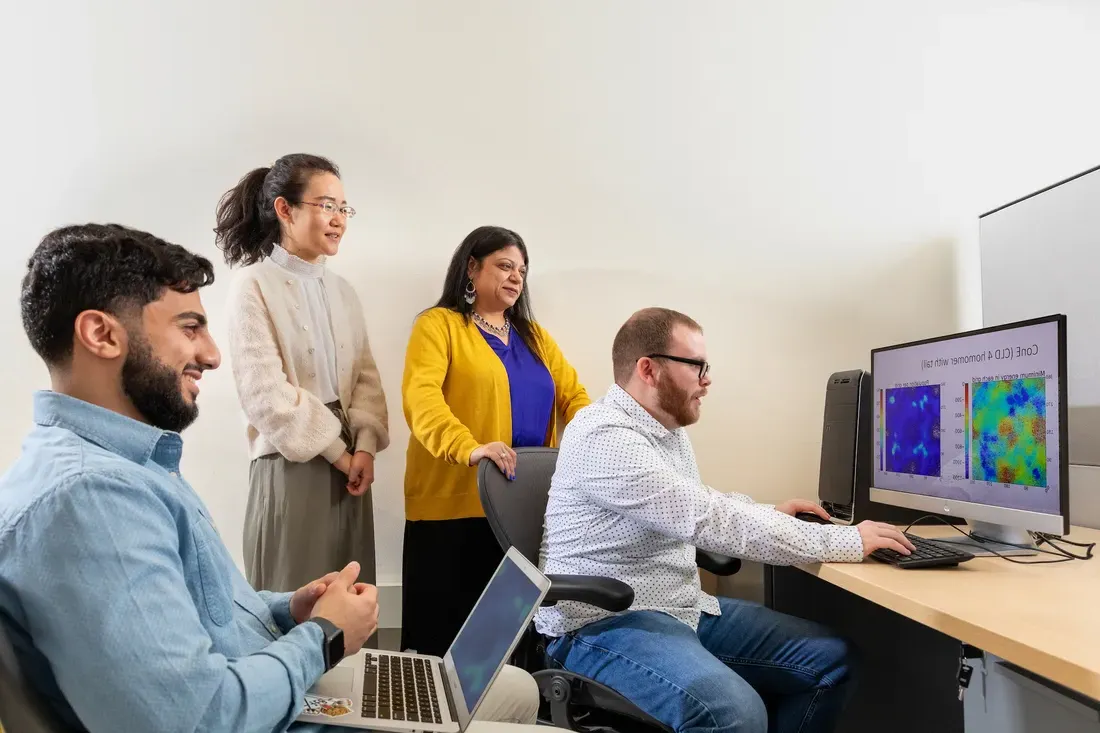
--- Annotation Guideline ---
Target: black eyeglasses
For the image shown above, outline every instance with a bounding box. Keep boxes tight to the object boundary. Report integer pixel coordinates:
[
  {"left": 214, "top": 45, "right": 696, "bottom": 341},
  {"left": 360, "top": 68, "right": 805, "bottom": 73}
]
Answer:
[{"left": 646, "top": 354, "right": 710, "bottom": 380}]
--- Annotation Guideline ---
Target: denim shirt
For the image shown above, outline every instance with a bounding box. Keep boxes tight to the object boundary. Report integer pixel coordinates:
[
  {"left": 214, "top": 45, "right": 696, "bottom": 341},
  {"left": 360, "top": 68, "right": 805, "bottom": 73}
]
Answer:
[{"left": 0, "top": 392, "right": 331, "bottom": 733}]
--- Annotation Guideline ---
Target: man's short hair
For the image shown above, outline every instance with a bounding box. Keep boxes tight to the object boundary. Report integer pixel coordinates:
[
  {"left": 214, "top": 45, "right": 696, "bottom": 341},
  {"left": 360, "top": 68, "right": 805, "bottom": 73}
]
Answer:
[
  {"left": 21, "top": 223, "right": 215, "bottom": 366},
  {"left": 612, "top": 307, "right": 703, "bottom": 385}
]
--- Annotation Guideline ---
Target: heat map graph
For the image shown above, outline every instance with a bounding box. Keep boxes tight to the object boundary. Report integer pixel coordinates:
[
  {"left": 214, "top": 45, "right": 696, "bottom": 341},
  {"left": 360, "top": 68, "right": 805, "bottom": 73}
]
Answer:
[
  {"left": 971, "top": 377, "right": 1047, "bottom": 488},
  {"left": 884, "top": 385, "right": 942, "bottom": 477}
]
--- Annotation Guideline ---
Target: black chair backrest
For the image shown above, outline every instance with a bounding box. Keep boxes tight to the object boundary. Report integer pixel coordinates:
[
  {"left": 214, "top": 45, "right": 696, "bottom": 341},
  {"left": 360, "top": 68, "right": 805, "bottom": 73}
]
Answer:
[
  {"left": 478, "top": 447, "right": 559, "bottom": 564},
  {"left": 0, "top": 622, "right": 72, "bottom": 732}
]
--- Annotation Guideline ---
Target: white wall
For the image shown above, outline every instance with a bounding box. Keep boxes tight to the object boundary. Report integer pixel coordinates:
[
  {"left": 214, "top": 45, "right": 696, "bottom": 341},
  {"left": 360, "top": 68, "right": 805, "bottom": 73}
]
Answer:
[{"left": 3, "top": 1, "right": 1100, "bottom": 604}]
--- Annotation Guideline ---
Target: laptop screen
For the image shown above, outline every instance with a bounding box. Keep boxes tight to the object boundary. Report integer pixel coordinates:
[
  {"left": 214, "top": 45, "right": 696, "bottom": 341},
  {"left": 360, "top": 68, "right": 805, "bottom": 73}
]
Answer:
[{"left": 447, "top": 553, "right": 544, "bottom": 713}]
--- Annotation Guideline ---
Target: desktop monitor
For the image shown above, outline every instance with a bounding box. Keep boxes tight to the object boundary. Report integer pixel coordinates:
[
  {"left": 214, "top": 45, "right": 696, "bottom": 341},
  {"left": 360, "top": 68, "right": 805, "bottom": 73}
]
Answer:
[{"left": 869, "top": 315, "right": 1069, "bottom": 555}]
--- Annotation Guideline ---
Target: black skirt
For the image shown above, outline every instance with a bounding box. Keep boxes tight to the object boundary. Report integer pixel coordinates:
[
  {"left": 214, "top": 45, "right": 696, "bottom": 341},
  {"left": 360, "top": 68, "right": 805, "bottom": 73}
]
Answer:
[{"left": 400, "top": 517, "right": 505, "bottom": 656}]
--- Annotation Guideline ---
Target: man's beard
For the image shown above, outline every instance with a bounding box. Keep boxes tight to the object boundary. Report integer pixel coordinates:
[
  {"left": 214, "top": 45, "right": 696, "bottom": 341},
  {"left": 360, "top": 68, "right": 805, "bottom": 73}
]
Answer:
[
  {"left": 121, "top": 333, "right": 199, "bottom": 433},
  {"left": 657, "top": 374, "right": 701, "bottom": 428}
]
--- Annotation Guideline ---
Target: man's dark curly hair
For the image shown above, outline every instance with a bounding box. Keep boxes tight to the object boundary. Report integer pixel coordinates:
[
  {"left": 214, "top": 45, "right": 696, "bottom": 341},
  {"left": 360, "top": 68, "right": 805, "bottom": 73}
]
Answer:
[{"left": 21, "top": 223, "right": 215, "bottom": 366}]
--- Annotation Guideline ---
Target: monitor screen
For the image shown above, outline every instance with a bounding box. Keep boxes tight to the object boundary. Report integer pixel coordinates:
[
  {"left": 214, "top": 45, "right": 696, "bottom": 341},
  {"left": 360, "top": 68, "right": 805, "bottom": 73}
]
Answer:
[
  {"left": 447, "top": 554, "right": 544, "bottom": 713},
  {"left": 871, "top": 317, "right": 1064, "bottom": 517}
]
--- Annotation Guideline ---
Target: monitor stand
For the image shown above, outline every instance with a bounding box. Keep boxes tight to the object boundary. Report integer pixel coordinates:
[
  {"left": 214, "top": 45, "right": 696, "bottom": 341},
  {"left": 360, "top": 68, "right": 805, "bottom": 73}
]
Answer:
[{"left": 932, "top": 521, "right": 1038, "bottom": 557}]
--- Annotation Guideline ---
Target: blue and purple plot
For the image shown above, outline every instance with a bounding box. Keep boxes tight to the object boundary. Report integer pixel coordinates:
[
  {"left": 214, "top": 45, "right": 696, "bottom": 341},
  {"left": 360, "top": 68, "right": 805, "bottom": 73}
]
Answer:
[{"left": 884, "top": 385, "right": 942, "bottom": 477}]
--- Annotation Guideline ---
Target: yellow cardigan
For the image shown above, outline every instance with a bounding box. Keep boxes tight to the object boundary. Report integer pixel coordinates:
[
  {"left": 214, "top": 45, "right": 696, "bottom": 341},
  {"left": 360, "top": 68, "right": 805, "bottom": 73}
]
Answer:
[{"left": 402, "top": 307, "right": 590, "bottom": 521}]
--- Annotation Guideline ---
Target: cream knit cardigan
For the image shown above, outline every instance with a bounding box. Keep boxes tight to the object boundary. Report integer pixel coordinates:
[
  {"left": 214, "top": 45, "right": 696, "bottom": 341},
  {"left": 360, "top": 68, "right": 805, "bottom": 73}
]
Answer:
[{"left": 224, "top": 258, "right": 389, "bottom": 463}]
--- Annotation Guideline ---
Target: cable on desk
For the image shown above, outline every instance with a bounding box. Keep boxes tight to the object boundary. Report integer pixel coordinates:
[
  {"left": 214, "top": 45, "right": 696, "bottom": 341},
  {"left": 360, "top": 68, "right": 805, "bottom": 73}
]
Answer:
[
  {"left": 901, "top": 515, "right": 1095, "bottom": 565},
  {"left": 1035, "top": 533, "right": 1095, "bottom": 560}
]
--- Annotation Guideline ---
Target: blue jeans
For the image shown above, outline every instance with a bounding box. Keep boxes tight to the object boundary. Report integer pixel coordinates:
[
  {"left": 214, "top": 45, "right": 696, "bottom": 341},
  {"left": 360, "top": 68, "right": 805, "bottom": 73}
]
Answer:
[{"left": 546, "top": 598, "right": 854, "bottom": 733}]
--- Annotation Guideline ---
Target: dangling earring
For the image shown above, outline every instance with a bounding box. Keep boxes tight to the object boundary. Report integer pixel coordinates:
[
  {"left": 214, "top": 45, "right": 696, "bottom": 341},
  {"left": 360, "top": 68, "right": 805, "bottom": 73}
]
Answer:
[{"left": 464, "top": 279, "right": 477, "bottom": 305}]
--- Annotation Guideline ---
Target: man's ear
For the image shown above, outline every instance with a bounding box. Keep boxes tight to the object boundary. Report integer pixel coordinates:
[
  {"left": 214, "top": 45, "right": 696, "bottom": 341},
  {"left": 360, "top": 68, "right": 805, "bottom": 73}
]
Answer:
[
  {"left": 73, "top": 310, "right": 127, "bottom": 361},
  {"left": 636, "top": 357, "right": 660, "bottom": 388}
]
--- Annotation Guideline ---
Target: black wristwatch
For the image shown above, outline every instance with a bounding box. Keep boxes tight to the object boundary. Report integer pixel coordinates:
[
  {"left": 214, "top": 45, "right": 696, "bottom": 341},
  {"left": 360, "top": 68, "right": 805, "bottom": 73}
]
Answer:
[{"left": 311, "top": 617, "right": 345, "bottom": 672}]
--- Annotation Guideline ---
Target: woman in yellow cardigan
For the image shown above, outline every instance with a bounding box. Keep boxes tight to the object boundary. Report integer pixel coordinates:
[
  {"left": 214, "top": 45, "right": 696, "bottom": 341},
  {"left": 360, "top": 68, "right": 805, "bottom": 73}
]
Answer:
[{"left": 401, "top": 225, "right": 590, "bottom": 655}]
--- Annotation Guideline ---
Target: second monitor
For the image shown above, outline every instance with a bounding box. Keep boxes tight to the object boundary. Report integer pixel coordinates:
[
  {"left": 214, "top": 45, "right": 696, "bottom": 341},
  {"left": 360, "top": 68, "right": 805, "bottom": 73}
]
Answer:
[{"left": 870, "top": 315, "right": 1069, "bottom": 555}]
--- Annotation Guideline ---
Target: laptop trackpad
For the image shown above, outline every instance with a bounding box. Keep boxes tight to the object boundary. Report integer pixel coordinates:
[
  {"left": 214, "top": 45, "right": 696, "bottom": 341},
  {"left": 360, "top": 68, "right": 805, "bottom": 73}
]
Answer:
[{"left": 310, "top": 667, "right": 355, "bottom": 698}]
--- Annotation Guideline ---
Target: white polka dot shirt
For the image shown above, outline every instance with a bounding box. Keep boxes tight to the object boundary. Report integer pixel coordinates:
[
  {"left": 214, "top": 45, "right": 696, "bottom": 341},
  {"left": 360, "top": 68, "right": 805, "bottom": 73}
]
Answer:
[{"left": 535, "top": 385, "right": 865, "bottom": 637}]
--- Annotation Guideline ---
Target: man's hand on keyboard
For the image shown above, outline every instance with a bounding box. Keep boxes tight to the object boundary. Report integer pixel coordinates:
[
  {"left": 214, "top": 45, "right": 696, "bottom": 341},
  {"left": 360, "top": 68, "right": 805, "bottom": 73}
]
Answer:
[{"left": 857, "top": 521, "right": 916, "bottom": 557}]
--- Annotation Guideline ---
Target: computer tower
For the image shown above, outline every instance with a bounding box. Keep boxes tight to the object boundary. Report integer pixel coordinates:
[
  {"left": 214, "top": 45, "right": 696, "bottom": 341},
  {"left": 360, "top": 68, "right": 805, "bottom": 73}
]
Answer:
[{"left": 818, "top": 369, "right": 956, "bottom": 525}]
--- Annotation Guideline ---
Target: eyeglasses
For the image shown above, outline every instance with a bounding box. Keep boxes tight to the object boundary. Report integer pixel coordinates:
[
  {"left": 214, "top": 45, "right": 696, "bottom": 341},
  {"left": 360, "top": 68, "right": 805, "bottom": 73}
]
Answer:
[
  {"left": 646, "top": 353, "right": 710, "bottom": 380},
  {"left": 301, "top": 201, "right": 357, "bottom": 219}
]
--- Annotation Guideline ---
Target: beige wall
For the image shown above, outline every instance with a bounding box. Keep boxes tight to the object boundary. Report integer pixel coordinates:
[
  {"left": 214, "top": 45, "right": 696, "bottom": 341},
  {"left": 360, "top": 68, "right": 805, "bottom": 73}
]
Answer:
[{"left": 3, "top": 1, "right": 1100, "bottom": 623}]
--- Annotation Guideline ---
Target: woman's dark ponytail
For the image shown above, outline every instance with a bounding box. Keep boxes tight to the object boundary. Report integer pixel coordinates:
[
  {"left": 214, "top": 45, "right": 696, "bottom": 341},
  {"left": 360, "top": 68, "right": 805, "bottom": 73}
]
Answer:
[
  {"left": 214, "top": 167, "right": 274, "bottom": 267},
  {"left": 214, "top": 154, "right": 341, "bottom": 268}
]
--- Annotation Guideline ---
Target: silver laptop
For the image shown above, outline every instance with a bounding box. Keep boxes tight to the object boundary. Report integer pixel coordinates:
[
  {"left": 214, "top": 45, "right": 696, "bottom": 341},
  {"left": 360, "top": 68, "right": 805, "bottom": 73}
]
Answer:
[{"left": 296, "top": 546, "right": 550, "bottom": 730}]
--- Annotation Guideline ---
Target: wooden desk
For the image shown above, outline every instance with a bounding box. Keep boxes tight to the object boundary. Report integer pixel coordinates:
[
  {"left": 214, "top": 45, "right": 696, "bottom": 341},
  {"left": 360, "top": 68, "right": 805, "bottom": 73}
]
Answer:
[{"left": 798, "top": 525, "right": 1100, "bottom": 700}]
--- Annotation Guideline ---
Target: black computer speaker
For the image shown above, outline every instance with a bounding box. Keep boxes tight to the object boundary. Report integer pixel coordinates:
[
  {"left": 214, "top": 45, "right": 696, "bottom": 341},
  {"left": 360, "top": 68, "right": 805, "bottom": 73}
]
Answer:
[{"left": 818, "top": 369, "right": 958, "bottom": 525}]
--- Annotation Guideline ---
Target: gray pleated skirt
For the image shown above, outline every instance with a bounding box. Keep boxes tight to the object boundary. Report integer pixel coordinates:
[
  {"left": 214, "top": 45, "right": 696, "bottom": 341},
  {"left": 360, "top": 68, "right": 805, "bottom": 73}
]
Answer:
[{"left": 243, "top": 403, "right": 376, "bottom": 594}]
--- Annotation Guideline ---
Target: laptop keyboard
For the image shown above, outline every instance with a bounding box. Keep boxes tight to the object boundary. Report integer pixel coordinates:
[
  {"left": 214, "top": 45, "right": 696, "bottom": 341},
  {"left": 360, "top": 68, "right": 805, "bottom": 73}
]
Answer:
[{"left": 361, "top": 653, "right": 443, "bottom": 724}]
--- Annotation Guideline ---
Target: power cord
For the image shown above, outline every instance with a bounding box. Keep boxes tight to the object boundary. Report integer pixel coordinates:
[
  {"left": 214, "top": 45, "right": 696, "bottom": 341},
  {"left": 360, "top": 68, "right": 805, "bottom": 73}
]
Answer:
[
  {"left": 901, "top": 515, "right": 1095, "bottom": 565},
  {"left": 1035, "top": 533, "right": 1095, "bottom": 560}
]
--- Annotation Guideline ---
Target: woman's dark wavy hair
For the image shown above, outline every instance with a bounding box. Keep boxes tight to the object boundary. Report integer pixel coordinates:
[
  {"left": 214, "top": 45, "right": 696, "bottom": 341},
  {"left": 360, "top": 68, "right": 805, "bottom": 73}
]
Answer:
[
  {"left": 213, "top": 153, "right": 340, "bottom": 267},
  {"left": 433, "top": 225, "right": 543, "bottom": 363}
]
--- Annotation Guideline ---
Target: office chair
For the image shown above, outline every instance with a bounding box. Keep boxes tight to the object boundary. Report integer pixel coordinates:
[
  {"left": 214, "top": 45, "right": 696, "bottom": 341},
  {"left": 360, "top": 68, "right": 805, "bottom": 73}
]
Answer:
[
  {"left": 0, "top": 622, "right": 71, "bottom": 733},
  {"left": 478, "top": 447, "right": 742, "bottom": 733}
]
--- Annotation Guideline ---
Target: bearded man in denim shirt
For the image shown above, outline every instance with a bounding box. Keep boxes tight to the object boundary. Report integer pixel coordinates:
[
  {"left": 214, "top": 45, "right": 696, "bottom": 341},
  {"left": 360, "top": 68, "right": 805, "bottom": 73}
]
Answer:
[{"left": 0, "top": 224, "right": 539, "bottom": 733}]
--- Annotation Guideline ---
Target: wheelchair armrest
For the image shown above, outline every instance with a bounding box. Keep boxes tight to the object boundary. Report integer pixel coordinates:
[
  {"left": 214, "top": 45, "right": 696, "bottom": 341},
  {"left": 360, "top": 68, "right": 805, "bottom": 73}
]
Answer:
[
  {"left": 544, "top": 574, "right": 634, "bottom": 612},
  {"left": 695, "top": 549, "right": 742, "bottom": 576}
]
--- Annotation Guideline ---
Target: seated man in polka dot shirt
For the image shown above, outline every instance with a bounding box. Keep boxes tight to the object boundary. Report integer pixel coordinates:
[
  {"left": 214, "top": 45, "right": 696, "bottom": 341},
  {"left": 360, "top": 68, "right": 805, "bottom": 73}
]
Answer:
[{"left": 535, "top": 307, "right": 915, "bottom": 733}]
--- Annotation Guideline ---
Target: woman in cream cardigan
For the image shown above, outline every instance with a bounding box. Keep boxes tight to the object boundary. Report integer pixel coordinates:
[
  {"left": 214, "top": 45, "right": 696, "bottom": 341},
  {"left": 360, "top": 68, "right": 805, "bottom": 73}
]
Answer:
[
  {"left": 401, "top": 225, "right": 590, "bottom": 656},
  {"left": 216, "top": 153, "right": 389, "bottom": 596}
]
